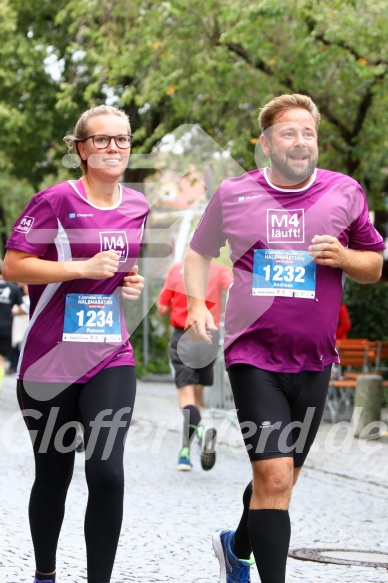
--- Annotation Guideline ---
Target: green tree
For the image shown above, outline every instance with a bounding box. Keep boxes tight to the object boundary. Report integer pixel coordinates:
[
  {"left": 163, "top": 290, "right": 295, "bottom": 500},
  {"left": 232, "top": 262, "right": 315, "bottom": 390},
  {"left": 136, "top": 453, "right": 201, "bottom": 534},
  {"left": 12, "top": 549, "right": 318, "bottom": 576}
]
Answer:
[
  {"left": 0, "top": 0, "right": 70, "bottom": 251},
  {"left": 0, "top": 0, "right": 66, "bottom": 185},
  {"left": 3, "top": 0, "right": 387, "bottom": 214},
  {"left": 51, "top": 0, "right": 387, "bottom": 206}
]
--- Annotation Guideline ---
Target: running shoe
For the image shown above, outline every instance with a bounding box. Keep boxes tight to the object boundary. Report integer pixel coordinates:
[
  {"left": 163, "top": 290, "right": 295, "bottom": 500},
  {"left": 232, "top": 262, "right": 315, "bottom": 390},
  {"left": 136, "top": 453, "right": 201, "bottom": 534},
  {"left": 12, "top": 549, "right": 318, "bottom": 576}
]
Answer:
[
  {"left": 200, "top": 427, "right": 217, "bottom": 471},
  {"left": 176, "top": 446, "right": 192, "bottom": 471},
  {"left": 212, "top": 528, "right": 254, "bottom": 582},
  {"left": 33, "top": 579, "right": 56, "bottom": 583}
]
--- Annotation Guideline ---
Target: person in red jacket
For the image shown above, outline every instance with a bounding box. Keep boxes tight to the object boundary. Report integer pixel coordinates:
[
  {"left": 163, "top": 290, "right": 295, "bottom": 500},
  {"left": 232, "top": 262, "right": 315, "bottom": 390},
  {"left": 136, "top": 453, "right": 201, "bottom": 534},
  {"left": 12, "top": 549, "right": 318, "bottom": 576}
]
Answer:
[
  {"left": 158, "top": 260, "right": 233, "bottom": 471},
  {"left": 336, "top": 302, "right": 352, "bottom": 339}
]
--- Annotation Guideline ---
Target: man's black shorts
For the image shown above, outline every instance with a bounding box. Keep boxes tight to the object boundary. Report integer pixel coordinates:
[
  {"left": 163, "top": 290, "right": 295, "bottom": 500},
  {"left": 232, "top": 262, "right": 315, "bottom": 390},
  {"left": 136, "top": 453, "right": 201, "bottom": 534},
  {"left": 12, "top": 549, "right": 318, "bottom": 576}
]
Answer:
[
  {"left": 228, "top": 364, "right": 332, "bottom": 468},
  {"left": 169, "top": 327, "right": 220, "bottom": 388}
]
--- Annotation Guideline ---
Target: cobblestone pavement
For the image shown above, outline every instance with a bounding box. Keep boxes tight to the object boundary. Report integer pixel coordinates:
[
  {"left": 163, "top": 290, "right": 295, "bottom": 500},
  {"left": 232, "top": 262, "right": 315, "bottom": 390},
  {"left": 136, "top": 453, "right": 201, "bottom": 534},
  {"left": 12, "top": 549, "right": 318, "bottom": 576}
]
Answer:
[{"left": 1, "top": 375, "right": 388, "bottom": 582}]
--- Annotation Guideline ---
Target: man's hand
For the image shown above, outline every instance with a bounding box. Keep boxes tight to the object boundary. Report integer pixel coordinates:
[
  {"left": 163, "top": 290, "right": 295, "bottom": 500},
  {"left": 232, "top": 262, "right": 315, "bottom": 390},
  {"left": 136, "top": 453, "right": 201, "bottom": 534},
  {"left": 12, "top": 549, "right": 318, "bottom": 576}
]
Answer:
[
  {"left": 308, "top": 234, "right": 383, "bottom": 283},
  {"left": 121, "top": 265, "right": 145, "bottom": 300},
  {"left": 308, "top": 235, "right": 347, "bottom": 268},
  {"left": 184, "top": 302, "right": 218, "bottom": 344}
]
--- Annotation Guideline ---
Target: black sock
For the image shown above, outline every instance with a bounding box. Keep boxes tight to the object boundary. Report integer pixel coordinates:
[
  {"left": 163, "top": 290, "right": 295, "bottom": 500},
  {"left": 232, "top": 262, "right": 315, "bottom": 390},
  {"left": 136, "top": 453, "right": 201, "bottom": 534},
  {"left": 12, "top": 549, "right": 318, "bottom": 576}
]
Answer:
[
  {"left": 232, "top": 480, "right": 253, "bottom": 560},
  {"left": 182, "top": 405, "right": 201, "bottom": 447},
  {"left": 35, "top": 571, "right": 56, "bottom": 582},
  {"left": 248, "top": 509, "right": 290, "bottom": 583}
]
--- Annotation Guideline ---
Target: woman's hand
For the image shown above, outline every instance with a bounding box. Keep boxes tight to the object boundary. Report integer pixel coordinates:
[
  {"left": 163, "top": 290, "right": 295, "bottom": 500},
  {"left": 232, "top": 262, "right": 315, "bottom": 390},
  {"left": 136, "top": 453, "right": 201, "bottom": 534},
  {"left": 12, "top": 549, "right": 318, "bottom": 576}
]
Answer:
[
  {"left": 77, "top": 250, "right": 121, "bottom": 279},
  {"left": 121, "top": 265, "right": 145, "bottom": 300}
]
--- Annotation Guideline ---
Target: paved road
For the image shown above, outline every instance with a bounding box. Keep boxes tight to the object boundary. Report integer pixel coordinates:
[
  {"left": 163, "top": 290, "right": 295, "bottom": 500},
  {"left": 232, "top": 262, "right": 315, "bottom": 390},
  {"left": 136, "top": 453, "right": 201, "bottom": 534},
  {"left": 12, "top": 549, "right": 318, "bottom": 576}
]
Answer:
[{"left": 1, "top": 375, "right": 388, "bottom": 582}]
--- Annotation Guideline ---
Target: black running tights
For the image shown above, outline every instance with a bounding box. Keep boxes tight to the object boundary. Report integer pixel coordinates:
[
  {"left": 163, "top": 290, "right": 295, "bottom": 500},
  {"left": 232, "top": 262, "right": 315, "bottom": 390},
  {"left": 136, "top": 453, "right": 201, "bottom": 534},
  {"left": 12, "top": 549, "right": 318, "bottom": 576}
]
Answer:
[{"left": 17, "top": 366, "right": 136, "bottom": 583}]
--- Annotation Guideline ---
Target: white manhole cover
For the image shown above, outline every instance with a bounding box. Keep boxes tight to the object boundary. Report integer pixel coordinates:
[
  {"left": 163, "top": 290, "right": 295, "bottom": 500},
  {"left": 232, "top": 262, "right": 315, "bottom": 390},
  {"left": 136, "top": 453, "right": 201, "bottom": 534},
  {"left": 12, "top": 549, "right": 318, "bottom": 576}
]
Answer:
[{"left": 289, "top": 548, "right": 388, "bottom": 567}]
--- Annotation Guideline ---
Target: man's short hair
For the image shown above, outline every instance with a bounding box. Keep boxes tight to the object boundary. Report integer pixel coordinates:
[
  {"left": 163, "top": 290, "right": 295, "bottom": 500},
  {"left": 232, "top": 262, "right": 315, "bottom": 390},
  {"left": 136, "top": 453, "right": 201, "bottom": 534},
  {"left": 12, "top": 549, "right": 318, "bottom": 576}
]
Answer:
[{"left": 258, "top": 94, "right": 321, "bottom": 133}]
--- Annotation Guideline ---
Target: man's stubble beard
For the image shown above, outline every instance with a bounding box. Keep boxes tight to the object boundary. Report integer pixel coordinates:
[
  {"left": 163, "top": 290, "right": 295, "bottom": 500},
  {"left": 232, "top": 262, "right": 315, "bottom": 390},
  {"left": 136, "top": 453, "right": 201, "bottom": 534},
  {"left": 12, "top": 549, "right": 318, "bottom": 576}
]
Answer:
[{"left": 269, "top": 149, "right": 318, "bottom": 185}]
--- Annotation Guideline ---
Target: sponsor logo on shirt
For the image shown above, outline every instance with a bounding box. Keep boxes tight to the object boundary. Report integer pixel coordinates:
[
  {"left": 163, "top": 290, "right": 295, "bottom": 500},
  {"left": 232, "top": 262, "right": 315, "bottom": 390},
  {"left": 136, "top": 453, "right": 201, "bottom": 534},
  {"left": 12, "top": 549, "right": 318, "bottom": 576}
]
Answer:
[
  {"left": 237, "top": 194, "right": 263, "bottom": 201},
  {"left": 15, "top": 215, "right": 35, "bottom": 233},
  {"left": 68, "top": 213, "right": 94, "bottom": 218},
  {"left": 267, "top": 209, "right": 305, "bottom": 243},
  {"left": 99, "top": 230, "right": 129, "bottom": 262}
]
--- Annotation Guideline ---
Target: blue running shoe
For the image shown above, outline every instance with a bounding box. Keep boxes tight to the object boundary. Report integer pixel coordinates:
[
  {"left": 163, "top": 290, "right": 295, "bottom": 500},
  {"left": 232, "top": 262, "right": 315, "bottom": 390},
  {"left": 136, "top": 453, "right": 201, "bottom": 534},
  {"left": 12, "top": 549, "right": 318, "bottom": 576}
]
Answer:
[
  {"left": 33, "top": 580, "right": 56, "bottom": 583},
  {"left": 212, "top": 528, "right": 254, "bottom": 582},
  {"left": 176, "top": 446, "right": 192, "bottom": 471}
]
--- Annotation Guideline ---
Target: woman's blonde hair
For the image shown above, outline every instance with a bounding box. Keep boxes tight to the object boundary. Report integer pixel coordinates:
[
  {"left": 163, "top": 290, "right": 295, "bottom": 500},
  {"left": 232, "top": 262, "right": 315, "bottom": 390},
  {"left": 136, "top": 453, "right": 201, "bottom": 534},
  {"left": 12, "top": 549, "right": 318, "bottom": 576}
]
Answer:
[
  {"left": 258, "top": 94, "right": 321, "bottom": 133},
  {"left": 63, "top": 105, "right": 131, "bottom": 174}
]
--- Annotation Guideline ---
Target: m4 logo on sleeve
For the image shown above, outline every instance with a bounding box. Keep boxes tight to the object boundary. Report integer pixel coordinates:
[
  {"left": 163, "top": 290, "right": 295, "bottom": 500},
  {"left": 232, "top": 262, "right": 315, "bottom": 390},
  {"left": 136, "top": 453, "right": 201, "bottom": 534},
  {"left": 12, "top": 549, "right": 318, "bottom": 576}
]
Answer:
[
  {"left": 15, "top": 215, "right": 35, "bottom": 234},
  {"left": 99, "top": 231, "right": 129, "bottom": 262}
]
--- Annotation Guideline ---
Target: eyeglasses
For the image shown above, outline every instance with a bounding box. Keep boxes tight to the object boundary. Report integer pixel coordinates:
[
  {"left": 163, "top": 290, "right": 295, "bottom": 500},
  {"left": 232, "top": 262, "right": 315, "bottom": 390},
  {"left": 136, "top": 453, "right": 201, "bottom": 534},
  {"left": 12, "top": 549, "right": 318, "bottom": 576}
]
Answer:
[{"left": 78, "top": 134, "right": 133, "bottom": 149}]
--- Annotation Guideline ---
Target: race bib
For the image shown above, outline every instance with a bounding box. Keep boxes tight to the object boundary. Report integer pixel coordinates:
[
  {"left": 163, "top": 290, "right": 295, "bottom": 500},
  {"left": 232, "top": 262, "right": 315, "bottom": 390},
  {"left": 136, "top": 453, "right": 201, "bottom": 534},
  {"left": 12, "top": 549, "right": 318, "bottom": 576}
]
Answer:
[
  {"left": 62, "top": 294, "right": 122, "bottom": 342},
  {"left": 252, "top": 249, "right": 316, "bottom": 299}
]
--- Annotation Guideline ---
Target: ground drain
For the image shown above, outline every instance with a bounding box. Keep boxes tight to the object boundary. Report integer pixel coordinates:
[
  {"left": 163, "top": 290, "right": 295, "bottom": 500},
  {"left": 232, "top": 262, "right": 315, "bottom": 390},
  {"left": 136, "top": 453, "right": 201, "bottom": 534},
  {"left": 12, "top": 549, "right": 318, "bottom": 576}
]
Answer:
[{"left": 289, "top": 548, "right": 388, "bottom": 568}]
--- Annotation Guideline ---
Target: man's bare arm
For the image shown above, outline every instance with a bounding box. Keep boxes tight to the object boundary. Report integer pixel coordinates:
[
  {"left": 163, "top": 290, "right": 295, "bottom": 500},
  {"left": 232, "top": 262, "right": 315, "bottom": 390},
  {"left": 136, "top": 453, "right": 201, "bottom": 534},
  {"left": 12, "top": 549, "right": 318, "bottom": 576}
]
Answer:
[{"left": 183, "top": 247, "right": 217, "bottom": 343}]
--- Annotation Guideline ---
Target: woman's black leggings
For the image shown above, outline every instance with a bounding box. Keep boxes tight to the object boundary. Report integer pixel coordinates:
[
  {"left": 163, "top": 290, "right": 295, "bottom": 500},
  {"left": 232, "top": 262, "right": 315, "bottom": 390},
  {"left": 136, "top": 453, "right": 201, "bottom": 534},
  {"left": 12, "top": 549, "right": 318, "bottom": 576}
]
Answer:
[{"left": 17, "top": 366, "right": 137, "bottom": 583}]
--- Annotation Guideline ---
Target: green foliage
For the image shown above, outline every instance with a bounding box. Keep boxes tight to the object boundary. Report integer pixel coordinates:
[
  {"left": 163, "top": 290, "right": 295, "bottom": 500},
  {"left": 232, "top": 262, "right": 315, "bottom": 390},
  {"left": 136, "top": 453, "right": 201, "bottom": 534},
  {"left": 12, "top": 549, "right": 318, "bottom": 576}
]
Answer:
[
  {"left": 0, "top": 0, "right": 67, "bottom": 187},
  {"left": 0, "top": 0, "right": 78, "bottom": 253},
  {"left": 343, "top": 278, "right": 388, "bottom": 340},
  {"left": 24, "top": 0, "right": 386, "bottom": 206},
  {"left": 1, "top": 0, "right": 388, "bottom": 216}
]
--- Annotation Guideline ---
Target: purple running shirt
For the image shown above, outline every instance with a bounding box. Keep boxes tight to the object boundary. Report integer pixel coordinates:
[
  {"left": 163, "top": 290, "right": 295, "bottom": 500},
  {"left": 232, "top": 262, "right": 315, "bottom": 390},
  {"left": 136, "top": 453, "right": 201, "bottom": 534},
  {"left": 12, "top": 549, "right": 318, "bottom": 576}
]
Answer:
[
  {"left": 6, "top": 180, "right": 149, "bottom": 383},
  {"left": 190, "top": 168, "right": 385, "bottom": 373}
]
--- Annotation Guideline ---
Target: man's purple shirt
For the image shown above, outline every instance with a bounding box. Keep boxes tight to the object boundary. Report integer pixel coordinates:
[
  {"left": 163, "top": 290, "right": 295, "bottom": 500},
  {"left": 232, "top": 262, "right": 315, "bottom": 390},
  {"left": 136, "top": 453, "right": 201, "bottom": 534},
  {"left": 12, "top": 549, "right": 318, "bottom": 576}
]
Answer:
[{"left": 190, "top": 168, "right": 385, "bottom": 373}]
